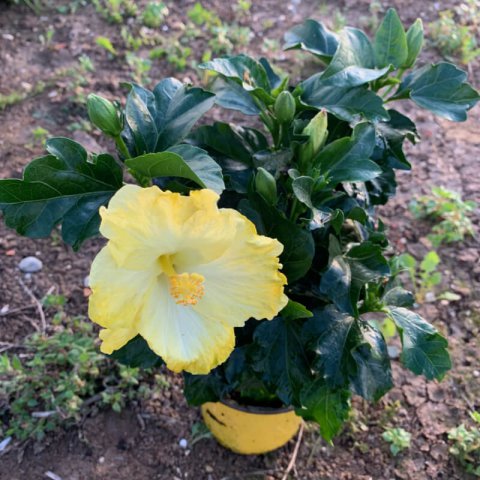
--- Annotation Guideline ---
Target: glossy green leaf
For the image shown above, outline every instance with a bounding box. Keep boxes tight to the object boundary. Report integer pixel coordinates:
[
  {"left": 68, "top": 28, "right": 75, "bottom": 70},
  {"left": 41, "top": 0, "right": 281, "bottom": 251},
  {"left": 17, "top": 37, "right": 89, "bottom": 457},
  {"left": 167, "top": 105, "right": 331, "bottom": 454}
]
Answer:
[
  {"left": 283, "top": 19, "right": 339, "bottom": 63},
  {"left": 126, "top": 144, "right": 225, "bottom": 194},
  {"left": 200, "top": 54, "right": 271, "bottom": 90},
  {"left": 301, "top": 75, "right": 389, "bottom": 122},
  {"left": 298, "top": 380, "right": 350, "bottom": 442},
  {"left": 382, "top": 286, "right": 415, "bottom": 308},
  {"left": 210, "top": 77, "right": 261, "bottom": 115},
  {"left": 374, "top": 8, "right": 408, "bottom": 68},
  {"left": 396, "top": 63, "right": 480, "bottom": 122},
  {"left": 123, "top": 78, "right": 215, "bottom": 155},
  {"left": 303, "top": 307, "right": 360, "bottom": 386},
  {"left": 110, "top": 335, "right": 163, "bottom": 368},
  {"left": 189, "top": 122, "right": 268, "bottom": 166},
  {"left": 315, "top": 123, "right": 382, "bottom": 184},
  {"left": 322, "top": 27, "right": 390, "bottom": 87},
  {"left": 183, "top": 371, "right": 230, "bottom": 406},
  {"left": 200, "top": 54, "right": 274, "bottom": 105},
  {"left": 351, "top": 323, "right": 393, "bottom": 401},
  {"left": 319, "top": 255, "right": 353, "bottom": 315},
  {"left": 0, "top": 138, "right": 123, "bottom": 250},
  {"left": 254, "top": 317, "right": 312, "bottom": 404},
  {"left": 404, "top": 19, "right": 424, "bottom": 68},
  {"left": 387, "top": 307, "right": 451, "bottom": 380}
]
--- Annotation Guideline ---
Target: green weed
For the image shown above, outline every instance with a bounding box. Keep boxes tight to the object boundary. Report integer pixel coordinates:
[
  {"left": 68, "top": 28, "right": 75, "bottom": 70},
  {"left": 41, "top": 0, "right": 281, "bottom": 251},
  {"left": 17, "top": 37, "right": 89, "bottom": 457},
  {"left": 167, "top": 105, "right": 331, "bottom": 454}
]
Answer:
[
  {"left": 382, "top": 427, "right": 411, "bottom": 456},
  {"left": 0, "top": 319, "right": 159, "bottom": 443},
  {"left": 142, "top": 1, "right": 169, "bottom": 28},
  {"left": 448, "top": 412, "right": 480, "bottom": 476},
  {"left": 410, "top": 186, "right": 476, "bottom": 247}
]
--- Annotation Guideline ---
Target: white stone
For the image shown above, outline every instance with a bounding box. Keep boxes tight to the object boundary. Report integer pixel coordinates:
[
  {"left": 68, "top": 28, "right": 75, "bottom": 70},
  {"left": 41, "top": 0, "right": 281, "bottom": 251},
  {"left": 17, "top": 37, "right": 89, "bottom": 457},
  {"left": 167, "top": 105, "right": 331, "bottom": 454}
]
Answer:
[
  {"left": 179, "top": 438, "right": 188, "bottom": 449},
  {"left": 18, "top": 256, "right": 43, "bottom": 273}
]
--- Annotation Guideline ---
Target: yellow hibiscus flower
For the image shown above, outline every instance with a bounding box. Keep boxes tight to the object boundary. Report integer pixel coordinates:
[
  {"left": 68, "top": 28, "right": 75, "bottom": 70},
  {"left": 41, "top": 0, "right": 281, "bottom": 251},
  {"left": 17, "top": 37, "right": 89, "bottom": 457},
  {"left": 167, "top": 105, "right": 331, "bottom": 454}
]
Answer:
[{"left": 88, "top": 185, "right": 288, "bottom": 374}]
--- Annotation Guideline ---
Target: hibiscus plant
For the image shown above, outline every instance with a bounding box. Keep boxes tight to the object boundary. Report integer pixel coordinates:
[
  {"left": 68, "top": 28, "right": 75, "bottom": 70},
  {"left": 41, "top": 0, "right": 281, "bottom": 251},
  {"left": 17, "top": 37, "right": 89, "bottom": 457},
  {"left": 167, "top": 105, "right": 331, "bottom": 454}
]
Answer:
[{"left": 1, "top": 9, "right": 479, "bottom": 441}]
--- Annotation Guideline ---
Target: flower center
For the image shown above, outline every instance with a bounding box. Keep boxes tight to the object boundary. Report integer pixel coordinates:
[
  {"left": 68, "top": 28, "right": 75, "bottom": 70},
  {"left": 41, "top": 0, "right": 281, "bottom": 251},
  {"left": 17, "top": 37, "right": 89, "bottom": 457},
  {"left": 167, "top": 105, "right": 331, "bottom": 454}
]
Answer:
[{"left": 159, "top": 256, "right": 205, "bottom": 306}]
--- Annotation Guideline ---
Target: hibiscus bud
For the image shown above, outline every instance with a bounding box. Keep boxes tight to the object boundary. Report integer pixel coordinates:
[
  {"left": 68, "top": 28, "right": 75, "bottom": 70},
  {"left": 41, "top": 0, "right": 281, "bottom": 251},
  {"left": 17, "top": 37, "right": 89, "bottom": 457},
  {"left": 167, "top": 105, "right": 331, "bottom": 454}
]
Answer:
[
  {"left": 274, "top": 91, "right": 296, "bottom": 124},
  {"left": 255, "top": 167, "right": 277, "bottom": 205},
  {"left": 87, "top": 94, "right": 122, "bottom": 137},
  {"left": 299, "top": 110, "right": 328, "bottom": 168}
]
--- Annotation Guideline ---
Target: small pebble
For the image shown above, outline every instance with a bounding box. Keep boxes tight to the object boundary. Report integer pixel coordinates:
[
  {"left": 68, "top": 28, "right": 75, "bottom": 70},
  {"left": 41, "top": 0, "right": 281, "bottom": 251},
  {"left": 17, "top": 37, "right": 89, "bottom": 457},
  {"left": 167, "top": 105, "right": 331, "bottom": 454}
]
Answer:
[
  {"left": 473, "top": 370, "right": 479, "bottom": 378},
  {"left": 2, "top": 33, "right": 14, "bottom": 41},
  {"left": 0, "top": 305, "right": 9, "bottom": 315},
  {"left": 205, "top": 465, "right": 214, "bottom": 473},
  {"left": 179, "top": 438, "right": 188, "bottom": 449},
  {"left": 424, "top": 291, "right": 436, "bottom": 303},
  {"left": 19, "top": 256, "right": 43, "bottom": 273},
  {"left": 98, "top": 456, "right": 105, "bottom": 464},
  {"left": 388, "top": 345, "right": 400, "bottom": 360},
  {"left": 0, "top": 436, "right": 12, "bottom": 452},
  {"left": 83, "top": 275, "right": 90, "bottom": 288}
]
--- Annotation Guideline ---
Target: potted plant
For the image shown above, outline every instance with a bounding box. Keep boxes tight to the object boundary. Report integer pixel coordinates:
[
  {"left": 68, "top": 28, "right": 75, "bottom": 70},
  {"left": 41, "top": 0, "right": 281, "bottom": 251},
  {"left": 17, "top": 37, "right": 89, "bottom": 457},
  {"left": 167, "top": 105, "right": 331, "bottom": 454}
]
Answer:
[{"left": 0, "top": 9, "right": 478, "bottom": 455}]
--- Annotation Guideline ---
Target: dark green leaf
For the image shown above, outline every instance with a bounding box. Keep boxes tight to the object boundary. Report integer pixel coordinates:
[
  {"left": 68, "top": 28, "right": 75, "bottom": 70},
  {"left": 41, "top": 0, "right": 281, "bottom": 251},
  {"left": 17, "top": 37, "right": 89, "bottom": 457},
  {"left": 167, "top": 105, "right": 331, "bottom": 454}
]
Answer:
[
  {"left": 183, "top": 372, "right": 230, "bottom": 406},
  {"left": 126, "top": 145, "right": 225, "bottom": 194},
  {"left": 396, "top": 63, "right": 480, "bottom": 122},
  {"left": 382, "top": 286, "right": 415, "bottom": 307},
  {"left": 200, "top": 54, "right": 270, "bottom": 90},
  {"left": 210, "top": 77, "right": 261, "bottom": 115},
  {"left": 315, "top": 123, "right": 382, "bottom": 184},
  {"left": 319, "top": 255, "right": 353, "bottom": 315},
  {"left": 123, "top": 79, "right": 215, "bottom": 155},
  {"left": 322, "top": 28, "right": 390, "bottom": 87},
  {"left": 253, "top": 317, "right": 311, "bottom": 404},
  {"left": 404, "top": 19, "right": 424, "bottom": 68},
  {"left": 283, "top": 19, "right": 339, "bottom": 63},
  {"left": 302, "top": 307, "right": 359, "bottom": 386},
  {"left": 298, "top": 380, "right": 350, "bottom": 442},
  {"left": 351, "top": 323, "right": 393, "bottom": 401},
  {"left": 374, "top": 8, "right": 408, "bottom": 68},
  {"left": 387, "top": 307, "right": 451, "bottom": 380},
  {"left": 301, "top": 75, "right": 389, "bottom": 122},
  {"left": 0, "top": 138, "right": 123, "bottom": 250},
  {"left": 259, "top": 57, "right": 283, "bottom": 90},
  {"left": 109, "top": 335, "right": 163, "bottom": 368},
  {"left": 189, "top": 122, "right": 268, "bottom": 166}
]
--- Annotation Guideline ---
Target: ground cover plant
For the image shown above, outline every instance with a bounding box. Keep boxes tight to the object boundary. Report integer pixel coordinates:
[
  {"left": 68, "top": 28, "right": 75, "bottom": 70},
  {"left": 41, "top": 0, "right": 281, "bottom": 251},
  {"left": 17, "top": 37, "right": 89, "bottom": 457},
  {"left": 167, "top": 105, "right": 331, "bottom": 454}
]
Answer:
[{"left": 0, "top": 7, "right": 479, "bottom": 447}]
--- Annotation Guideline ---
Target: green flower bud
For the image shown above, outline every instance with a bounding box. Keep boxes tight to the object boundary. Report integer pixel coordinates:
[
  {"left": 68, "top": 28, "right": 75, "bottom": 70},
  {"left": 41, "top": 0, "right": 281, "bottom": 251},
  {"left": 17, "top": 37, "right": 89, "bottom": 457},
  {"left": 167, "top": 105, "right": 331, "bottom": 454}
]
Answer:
[
  {"left": 255, "top": 167, "right": 277, "bottom": 205},
  {"left": 274, "top": 91, "right": 296, "bottom": 124},
  {"left": 87, "top": 93, "right": 123, "bottom": 137},
  {"left": 299, "top": 110, "right": 328, "bottom": 169}
]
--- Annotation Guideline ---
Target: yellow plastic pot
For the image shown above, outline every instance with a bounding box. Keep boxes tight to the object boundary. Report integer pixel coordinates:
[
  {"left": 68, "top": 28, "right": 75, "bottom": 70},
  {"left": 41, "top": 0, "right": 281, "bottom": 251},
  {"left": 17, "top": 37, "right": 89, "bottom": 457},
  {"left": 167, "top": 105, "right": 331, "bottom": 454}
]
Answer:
[{"left": 201, "top": 401, "right": 302, "bottom": 455}]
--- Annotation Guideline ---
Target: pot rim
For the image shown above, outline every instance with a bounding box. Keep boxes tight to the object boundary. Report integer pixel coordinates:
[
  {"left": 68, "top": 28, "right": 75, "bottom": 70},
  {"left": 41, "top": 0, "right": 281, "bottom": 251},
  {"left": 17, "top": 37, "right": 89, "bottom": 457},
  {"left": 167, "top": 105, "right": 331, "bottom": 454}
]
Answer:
[{"left": 218, "top": 399, "right": 294, "bottom": 415}]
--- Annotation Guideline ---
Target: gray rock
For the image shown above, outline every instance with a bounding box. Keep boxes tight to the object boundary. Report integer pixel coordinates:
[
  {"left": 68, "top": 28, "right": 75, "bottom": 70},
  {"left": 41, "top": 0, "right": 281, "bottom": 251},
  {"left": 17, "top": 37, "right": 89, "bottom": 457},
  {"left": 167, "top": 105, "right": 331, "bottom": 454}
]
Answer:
[
  {"left": 83, "top": 275, "right": 90, "bottom": 288},
  {"left": 388, "top": 345, "right": 400, "bottom": 360},
  {"left": 18, "top": 256, "right": 43, "bottom": 273}
]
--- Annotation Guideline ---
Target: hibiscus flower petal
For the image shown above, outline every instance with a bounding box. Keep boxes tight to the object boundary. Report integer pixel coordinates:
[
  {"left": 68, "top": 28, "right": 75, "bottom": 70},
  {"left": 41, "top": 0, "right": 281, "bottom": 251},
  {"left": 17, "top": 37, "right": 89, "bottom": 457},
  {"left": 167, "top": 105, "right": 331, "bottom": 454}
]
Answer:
[
  {"left": 88, "top": 245, "right": 152, "bottom": 331},
  {"left": 193, "top": 213, "right": 288, "bottom": 327},
  {"left": 138, "top": 277, "right": 235, "bottom": 374}
]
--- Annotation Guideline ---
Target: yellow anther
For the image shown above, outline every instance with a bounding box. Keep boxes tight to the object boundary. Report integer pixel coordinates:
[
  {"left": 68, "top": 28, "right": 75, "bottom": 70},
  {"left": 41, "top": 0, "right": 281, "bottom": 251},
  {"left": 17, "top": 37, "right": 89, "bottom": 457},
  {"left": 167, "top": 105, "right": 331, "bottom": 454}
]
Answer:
[
  {"left": 169, "top": 272, "right": 205, "bottom": 306},
  {"left": 159, "top": 255, "right": 205, "bottom": 306}
]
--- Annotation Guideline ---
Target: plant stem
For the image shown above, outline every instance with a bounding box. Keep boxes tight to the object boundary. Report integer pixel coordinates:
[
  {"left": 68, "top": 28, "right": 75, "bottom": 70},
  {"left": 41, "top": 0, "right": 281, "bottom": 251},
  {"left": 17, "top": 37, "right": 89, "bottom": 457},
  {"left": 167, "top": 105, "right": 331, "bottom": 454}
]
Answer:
[{"left": 114, "top": 135, "right": 130, "bottom": 160}]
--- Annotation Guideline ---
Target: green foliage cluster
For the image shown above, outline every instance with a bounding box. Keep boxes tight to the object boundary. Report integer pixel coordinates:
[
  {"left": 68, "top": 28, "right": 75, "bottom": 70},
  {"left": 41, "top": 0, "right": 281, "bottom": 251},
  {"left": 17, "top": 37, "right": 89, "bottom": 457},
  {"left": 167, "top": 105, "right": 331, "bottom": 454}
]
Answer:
[
  {"left": 0, "top": 319, "right": 159, "bottom": 442},
  {"left": 394, "top": 251, "right": 442, "bottom": 302},
  {"left": 0, "top": 9, "right": 479, "bottom": 442},
  {"left": 382, "top": 427, "right": 412, "bottom": 456},
  {"left": 429, "top": 1, "right": 480, "bottom": 64},
  {"left": 448, "top": 412, "right": 480, "bottom": 476},
  {"left": 410, "top": 186, "right": 476, "bottom": 247}
]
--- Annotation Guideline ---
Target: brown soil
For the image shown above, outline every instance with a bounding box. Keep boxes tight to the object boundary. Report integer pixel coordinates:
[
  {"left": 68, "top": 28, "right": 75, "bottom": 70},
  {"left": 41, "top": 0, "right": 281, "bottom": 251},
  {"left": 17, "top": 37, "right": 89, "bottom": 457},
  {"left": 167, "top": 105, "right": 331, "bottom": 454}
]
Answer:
[{"left": 0, "top": 1, "right": 479, "bottom": 479}]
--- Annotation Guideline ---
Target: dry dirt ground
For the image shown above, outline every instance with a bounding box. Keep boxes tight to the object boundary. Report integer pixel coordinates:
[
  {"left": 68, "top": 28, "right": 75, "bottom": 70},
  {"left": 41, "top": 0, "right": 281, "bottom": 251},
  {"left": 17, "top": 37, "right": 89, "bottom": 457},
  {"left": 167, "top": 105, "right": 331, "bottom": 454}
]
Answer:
[{"left": 0, "top": 0, "right": 479, "bottom": 479}]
